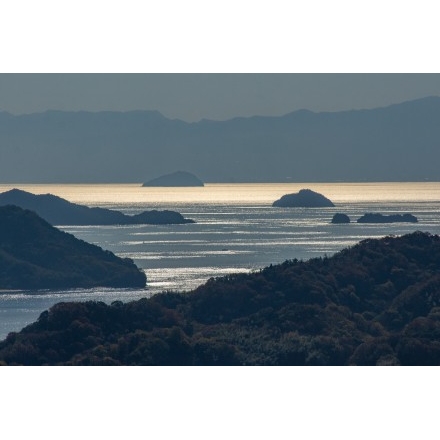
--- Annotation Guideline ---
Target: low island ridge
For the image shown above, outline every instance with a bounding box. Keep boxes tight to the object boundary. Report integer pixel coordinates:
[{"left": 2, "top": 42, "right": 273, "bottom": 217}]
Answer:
[
  {"left": 0, "top": 188, "right": 194, "bottom": 226},
  {"left": 357, "top": 213, "right": 418, "bottom": 223},
  {"left": 142, "top": 171, "right": 204, "bottom": 187}
]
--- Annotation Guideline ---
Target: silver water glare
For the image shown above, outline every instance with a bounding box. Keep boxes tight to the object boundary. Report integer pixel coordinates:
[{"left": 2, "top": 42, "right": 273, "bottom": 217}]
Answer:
[{"left": 1, "top": 182, "right": 440, "bottom": 340}]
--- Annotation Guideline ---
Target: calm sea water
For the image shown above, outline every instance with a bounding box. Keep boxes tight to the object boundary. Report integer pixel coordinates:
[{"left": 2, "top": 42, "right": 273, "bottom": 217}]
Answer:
[{"left": 1, "top": 182, "right": 440, "bottom": 340}]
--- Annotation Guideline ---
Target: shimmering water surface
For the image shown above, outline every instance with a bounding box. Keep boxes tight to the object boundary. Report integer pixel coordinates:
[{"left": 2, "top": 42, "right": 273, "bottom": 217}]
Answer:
[{"left": 1, "top": 182, "right": 440, "bottom": 340}]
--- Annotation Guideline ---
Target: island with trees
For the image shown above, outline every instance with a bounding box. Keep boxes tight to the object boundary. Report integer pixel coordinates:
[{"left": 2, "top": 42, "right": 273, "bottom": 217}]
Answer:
[
  {"left": 2, "top": 231, "right": 440, "bottom": 365},
  {"left": 0, "top": 205, "right": 146, "bottom": 290},
  {"left": 272, "top": 189, "right": 335, "bottom": 207},
  {"left": 0, "top": 189, "right": 194, "bottom": 225}
]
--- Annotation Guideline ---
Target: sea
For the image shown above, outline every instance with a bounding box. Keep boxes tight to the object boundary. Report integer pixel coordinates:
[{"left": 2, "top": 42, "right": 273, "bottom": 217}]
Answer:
[{"left": 1, "top": 182, "right": 440, "bottom": 341}]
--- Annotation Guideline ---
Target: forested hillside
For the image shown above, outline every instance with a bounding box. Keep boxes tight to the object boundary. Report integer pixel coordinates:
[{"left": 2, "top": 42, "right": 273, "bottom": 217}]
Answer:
[{"left": 1, "top": 232, "right": 440, "bottom": 365}]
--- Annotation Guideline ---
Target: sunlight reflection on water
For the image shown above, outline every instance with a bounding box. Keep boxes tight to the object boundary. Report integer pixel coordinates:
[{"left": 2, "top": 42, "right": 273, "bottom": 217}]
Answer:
[
  {"left": 1, "top": 181, "right": 440, "bottom": 205},
  {"left": 1, "top": 182, "right": 440, "bottom": 339}
]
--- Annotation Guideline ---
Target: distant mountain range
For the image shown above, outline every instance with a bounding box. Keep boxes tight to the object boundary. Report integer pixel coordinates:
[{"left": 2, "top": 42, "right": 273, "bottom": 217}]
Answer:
[{"left": 1, "top": 96, "right": 439, "bottom": 183}]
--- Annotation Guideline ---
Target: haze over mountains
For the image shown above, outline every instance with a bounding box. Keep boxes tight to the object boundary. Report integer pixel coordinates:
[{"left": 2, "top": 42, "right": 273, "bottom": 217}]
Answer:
[{"left": 1, "top": 96, "right": 439, "bottom": 183}]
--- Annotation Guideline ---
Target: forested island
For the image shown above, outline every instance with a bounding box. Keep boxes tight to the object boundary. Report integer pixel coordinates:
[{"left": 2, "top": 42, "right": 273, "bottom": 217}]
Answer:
[
  {"left": 272, "top": 189, "right": 335, "bottom": 207},
  {"left": 0, "top": 205, "right": 146, "bottom": 289},
  {"left": 0, "top": 189, "right": 194, "bottom": 225},
  {"left": 2, "top": 231, "right": 440, "bottom": 365}
]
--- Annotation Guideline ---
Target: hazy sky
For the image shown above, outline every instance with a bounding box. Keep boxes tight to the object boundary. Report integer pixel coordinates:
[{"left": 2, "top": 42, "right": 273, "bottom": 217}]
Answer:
[
  {"left": 2, "top": 2, "right": 440, "bottom": 122},
  {"left": 1, "top": 74, "right": 440, "bottom": 122}
]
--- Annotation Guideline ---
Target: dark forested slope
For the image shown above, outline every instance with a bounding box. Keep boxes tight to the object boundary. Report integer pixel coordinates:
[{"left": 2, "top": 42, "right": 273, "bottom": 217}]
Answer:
[
  {"left": 1, "top": 231, "right": 440, "bottom": 365},
  {"left": 0, "top": 205, "right": 146, "bottom": 289}
]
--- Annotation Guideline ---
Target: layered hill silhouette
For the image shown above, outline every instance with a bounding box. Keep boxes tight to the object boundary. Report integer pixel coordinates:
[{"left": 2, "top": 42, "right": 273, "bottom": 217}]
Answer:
[
  {"left": 1, "top": 96, "right": 440, "bottom": 183},
  {"left": 0, "top": 205, "right": 146, "bottom": 289},
  {"left": 2, "top": 231, "right": 440, "bottom": 365},
  {"left": 0, "top": 189, "right": 194, "bottom": 225}
]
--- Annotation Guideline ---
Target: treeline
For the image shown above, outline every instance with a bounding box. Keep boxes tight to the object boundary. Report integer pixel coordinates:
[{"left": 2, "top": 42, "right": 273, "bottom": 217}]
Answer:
[{"left": 2, "top": 231, "right": 440, "bottom": 365}]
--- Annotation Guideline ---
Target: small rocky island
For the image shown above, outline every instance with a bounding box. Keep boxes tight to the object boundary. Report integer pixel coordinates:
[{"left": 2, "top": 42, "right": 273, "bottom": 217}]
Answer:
[
  {"left": 0, "top": 189, "right": 194, "bottom": 226},
  {"left": 272, "top": 189, "right": 335, "bottom": 207},
  {"left": 0, "top": 205, "right": 146, "bottom": 289},
  {"left": 142, "top": 171, "right": 204, "bottom": 187},
  {"left": 357, "top": 213, "right": 418, "bottom": 223},
  {"left": 331, "top": 213, "right": 350, "bottom": 224}
]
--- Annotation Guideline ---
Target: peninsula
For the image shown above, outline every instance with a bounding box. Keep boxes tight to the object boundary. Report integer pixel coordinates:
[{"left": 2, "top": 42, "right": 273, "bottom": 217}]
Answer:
[
  {"left": 0, "top": 189, "right": 194, "bottom": 226},
  {"left": 0, "top": 205, "right": 146, "bottom": 289}
]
